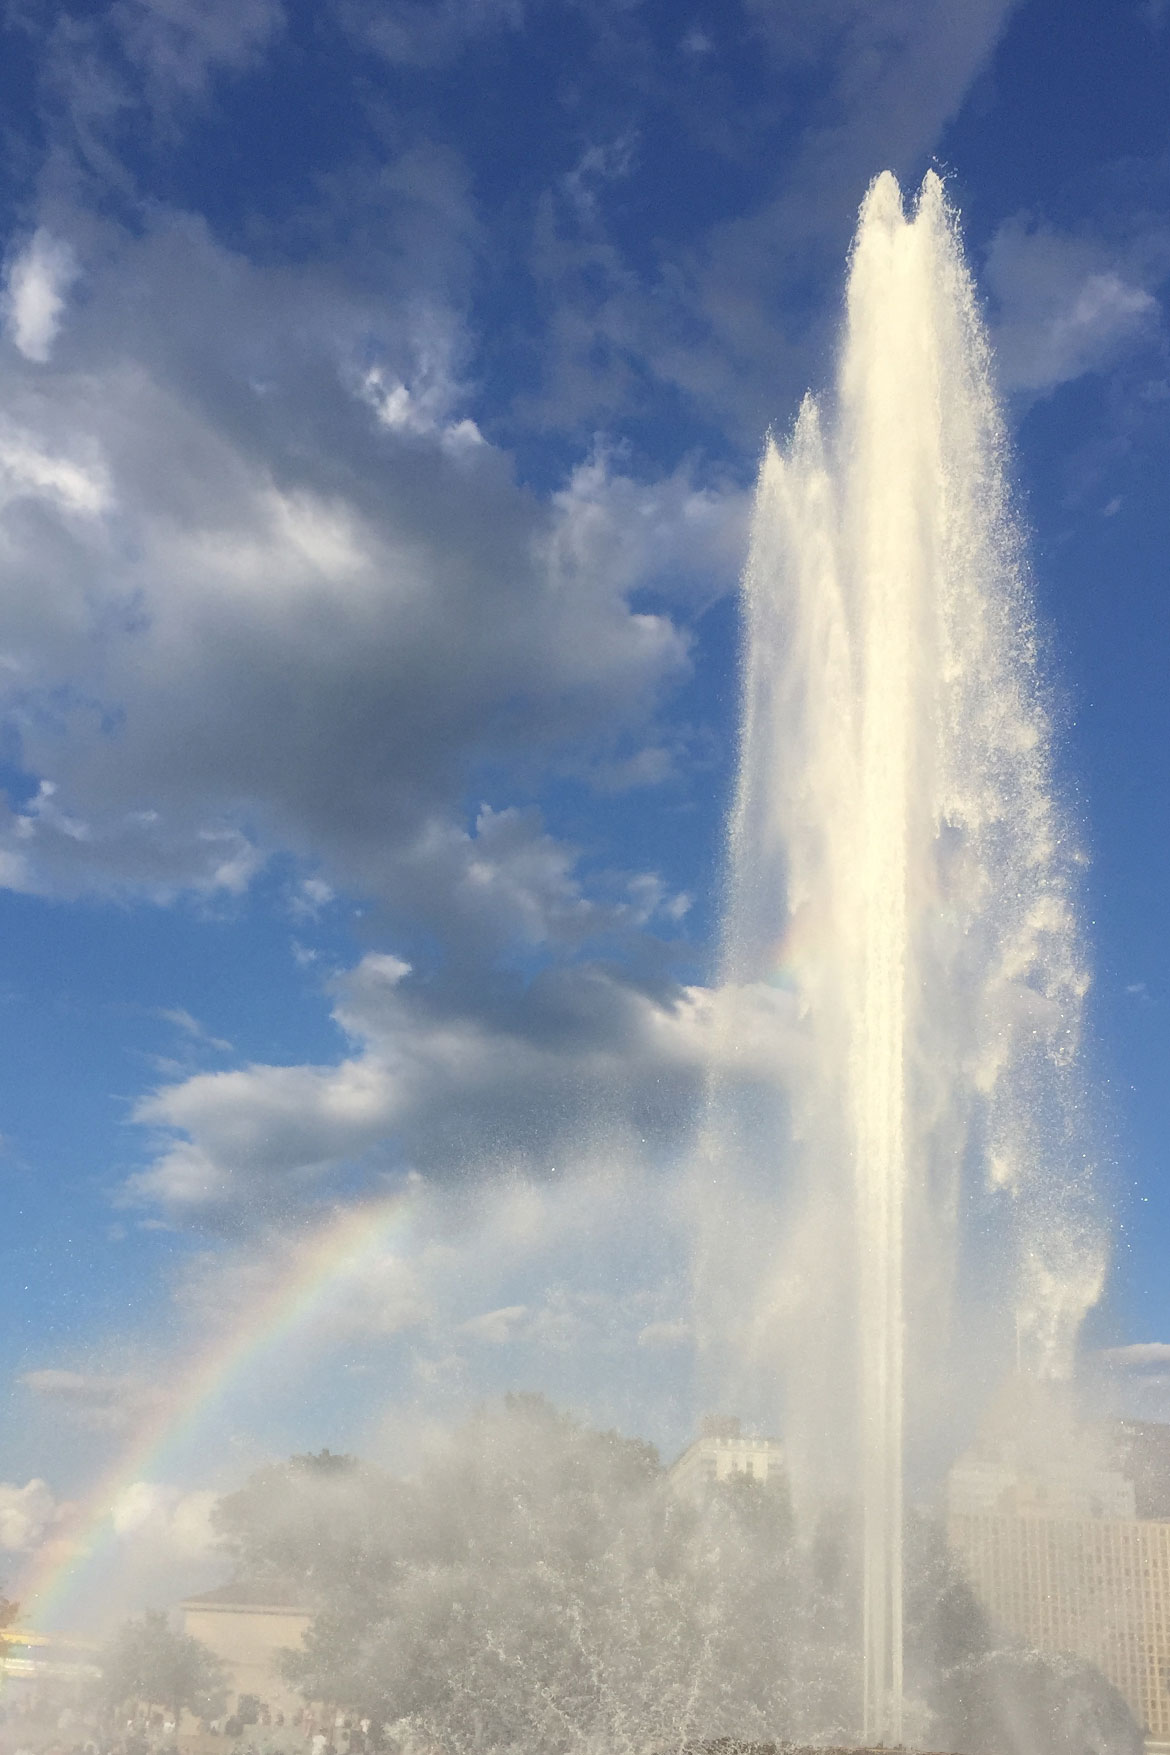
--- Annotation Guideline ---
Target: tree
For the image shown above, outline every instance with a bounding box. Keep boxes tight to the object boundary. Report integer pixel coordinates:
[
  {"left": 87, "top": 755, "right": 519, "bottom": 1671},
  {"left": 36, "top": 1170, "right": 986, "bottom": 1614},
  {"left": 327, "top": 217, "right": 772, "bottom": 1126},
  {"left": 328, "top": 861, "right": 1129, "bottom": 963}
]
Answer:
[
  {"left": 213, "top": 1449, "right": 404, "bottom": 1602},
  {"left": 99, "top": 1610, "right": 228, "bottom": 1720},
  {"left": 224, "top": 1402, "right": 1144, "bottom": 1755},
  {"left": 282, "top": 1396, "right": 820, "bottom": 1753}
]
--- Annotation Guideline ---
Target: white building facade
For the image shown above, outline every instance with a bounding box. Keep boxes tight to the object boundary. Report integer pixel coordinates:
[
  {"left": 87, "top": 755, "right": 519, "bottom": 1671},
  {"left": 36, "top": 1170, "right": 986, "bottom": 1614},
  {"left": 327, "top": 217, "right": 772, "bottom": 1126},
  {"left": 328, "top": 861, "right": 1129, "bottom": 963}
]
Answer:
[{"left": 668, "top": 1417, "right": 786, "bottom": 1501}]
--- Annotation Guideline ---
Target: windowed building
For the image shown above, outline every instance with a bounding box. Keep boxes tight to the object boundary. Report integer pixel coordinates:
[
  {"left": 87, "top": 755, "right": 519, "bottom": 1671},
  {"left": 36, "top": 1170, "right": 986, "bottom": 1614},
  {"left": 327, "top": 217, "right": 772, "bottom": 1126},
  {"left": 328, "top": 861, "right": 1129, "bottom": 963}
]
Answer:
[
  {"left": 947, "top": 1419, "right": 1170, "bottom": 1740},
  {"left": 668, "top": 1416, "right": 786, "bottom": 1501}
]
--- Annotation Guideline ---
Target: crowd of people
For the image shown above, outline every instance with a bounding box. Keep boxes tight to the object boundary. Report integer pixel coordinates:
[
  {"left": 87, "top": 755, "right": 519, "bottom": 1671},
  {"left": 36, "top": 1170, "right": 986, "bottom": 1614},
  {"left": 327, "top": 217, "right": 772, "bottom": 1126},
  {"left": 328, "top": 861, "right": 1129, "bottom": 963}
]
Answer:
[{"left": 0, "top": 1693, "right": 416, "bottom": 1755}]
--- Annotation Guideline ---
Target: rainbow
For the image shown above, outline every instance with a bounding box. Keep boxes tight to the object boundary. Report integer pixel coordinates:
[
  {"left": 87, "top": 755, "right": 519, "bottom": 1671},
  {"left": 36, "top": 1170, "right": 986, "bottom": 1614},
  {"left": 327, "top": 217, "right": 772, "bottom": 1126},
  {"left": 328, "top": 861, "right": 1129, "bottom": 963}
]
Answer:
[
  {"left": 7, "top": 1183, "right": 422, "bottom": 1638},
  {"left": 762, "top": 901, "right": 828, "bottom": 994}
]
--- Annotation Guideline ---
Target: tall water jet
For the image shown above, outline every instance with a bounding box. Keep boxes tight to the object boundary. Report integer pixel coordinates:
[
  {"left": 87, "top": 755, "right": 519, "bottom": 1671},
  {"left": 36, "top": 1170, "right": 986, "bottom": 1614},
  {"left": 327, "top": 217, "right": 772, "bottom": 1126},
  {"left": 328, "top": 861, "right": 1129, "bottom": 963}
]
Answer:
[{"left": 706, "top": 171, "right": 1104, "bottom": 1744}]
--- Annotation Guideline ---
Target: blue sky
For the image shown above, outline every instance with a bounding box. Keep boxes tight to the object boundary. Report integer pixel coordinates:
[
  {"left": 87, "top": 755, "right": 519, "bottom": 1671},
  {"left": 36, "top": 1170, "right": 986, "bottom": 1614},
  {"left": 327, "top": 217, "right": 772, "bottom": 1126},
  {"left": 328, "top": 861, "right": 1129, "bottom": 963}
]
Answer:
[{"left": 0, "top": 0, "right": 1168, "bottom": 1625}]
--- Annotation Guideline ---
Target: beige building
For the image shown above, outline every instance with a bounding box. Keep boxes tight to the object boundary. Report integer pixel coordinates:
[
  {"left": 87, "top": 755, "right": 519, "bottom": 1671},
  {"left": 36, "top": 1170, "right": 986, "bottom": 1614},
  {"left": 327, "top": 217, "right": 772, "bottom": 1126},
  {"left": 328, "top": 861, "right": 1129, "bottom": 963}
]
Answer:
[
  {"left": 181, "top": 1582, "right": 311, "bottom": 1717},
  {"left": 949, "top": 1507, "right": 1170, "bottom": 1737},
  {"left": 947, "top": 1447, "right": 1136, "bottom": 1521},
  {"left": 942, "top": 1396, "right": 1170, "bottom": 1735},
  {"left": 947, "top": 1509, "right": 1170, "bottom": 1740},
  {"left": 668, "top": 1416, "right": 786, "bottom": 1501}
]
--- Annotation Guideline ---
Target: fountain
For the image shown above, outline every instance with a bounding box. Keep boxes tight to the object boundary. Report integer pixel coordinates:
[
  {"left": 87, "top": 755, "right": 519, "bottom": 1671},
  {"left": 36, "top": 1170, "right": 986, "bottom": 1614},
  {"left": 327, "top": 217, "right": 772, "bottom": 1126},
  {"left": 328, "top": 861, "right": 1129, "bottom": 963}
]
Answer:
[{"left": 709, "top": 170, "right": 1103, "bottom": 1743}]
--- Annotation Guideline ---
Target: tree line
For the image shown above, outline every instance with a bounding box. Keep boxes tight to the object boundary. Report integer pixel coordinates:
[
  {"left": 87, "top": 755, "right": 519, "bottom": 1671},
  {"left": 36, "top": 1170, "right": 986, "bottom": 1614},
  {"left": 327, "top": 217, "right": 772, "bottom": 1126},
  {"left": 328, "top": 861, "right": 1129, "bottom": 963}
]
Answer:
[
  {"left": 9, "top": 1397, "right": 1138, "bottom": 1755},
  {"left": 199, "top": 1395, "right": 1140, "bottom": 1755}
]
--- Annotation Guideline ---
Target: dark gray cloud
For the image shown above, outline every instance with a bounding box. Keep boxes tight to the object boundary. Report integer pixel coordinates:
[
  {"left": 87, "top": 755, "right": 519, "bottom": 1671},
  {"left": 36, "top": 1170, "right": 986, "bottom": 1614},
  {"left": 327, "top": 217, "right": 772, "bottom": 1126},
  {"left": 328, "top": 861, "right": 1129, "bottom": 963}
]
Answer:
[
  {"left": 0, "top": 207, "right": 742, "bottom": 921},
  {"left": 5, "top": 0, "right": 1157, "bottom": 1260},
  {"left": 125, "top": 952, "right": 727, "bottom": 1218}
]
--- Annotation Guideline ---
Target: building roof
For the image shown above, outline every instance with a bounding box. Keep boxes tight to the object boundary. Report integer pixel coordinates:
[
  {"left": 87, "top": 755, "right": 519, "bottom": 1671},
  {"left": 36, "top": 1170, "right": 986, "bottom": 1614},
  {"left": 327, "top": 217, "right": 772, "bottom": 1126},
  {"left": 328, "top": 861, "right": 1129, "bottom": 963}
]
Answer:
[{"left": 181, "top": 1578, "right": 310, "bottom": 1614}]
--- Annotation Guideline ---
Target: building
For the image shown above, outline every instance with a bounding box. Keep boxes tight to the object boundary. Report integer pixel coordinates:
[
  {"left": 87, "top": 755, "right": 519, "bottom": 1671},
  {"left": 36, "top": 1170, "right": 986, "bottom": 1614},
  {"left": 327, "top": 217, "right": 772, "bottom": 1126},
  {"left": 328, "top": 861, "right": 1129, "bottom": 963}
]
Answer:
[
  {"left": 948, "top": 1510, "right": 1170, "bottom": 1739},
  {"left": 668, "top": 1417, "right": 786, "bottom": 1501},
  {"left": 180, "top": 1581, "right": 311, "bottom": 1717},
  {"left": 946, "top": 1417, "right": 1170, "bottom": 1740},
  {"left": 1117, "top": 1422, "right": 1170, "bottom": 1521},
  {"left": 947, "top": 1448, "right": 1136, "bottom": 1521}
]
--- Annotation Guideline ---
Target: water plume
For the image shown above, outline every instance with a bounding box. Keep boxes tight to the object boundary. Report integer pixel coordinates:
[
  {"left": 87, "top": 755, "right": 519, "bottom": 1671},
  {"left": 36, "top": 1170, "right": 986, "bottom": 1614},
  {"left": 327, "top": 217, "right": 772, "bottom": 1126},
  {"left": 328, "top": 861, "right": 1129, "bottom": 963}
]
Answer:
[{"left": 702, "top": 170, "right": 1104, "bottom": 1742}]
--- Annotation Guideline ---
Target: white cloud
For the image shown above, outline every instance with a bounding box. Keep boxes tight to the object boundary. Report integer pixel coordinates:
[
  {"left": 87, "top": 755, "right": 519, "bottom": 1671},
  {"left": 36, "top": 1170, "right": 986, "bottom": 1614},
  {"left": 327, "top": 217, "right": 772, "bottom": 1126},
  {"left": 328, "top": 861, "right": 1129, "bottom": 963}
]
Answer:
[
  {"left": 458, "top": 1304, "right": 530, "bottom": 1344},
  {"left": 15, "top": 1159, "right": 708, "bottom": 1522},
  {"left": 170, "top": 1201, "right": 430, "bottom": 1353},
  {"left": 637, "top": 1317, "right": 690, "bottom": 1349},
  {"left": 0, "top": 424, "right": 109, "bottom": 515},
  {"left": 131, "top": 1056, "right": 401, "bottom": 1209},
  {"left": 562, "top": 135, "right": 639, "bottom": 222},
  {"left": 15, "top": 0, "right": 285, "bottom": 172},
  {"left": 0, "top": 213, "right": 727, "bottom": 913},
  {"left": 0, "top": 1479, "right": 57, "bottom": 1551},
  {"left": 3, "top": 232, "right": 78, "bottom": 364},
  {"left": 109, "top": 1481, "right": 218, "bottom": 1560},
  {"left": 20, "top": 1367, "right": 165, "bottom": 1430},
  {"left": 288, "top": 877, "right": 336, "bottom": 922},
  {"left": 161, "top": 1157, "right": 697, "bottom": 1455},
  {"left": 680, "top": 26, "right": 713, "bottom": 56},
  {"left": 1096, "top": 1342, "right": 1170, "bottom": 1375},
  {"left": 111, "top": 0, "right": 284, "bottom": 98},
  {"left": 544, "top": 448, "right": 750, "bottom": 614},
  {"left": 155, "top": 1007, "right": 233, "bottom": 1054},
  {"left": 0, "top": 5, "right": 1011, "bottom": 930},
  {"left": 340, "top": 0, "right": 524, "bottom": 68},
  {"left": 524, "top": 0, "right": 1020, "bottom": 440},
  {"left": 124, "top": 948, "right": 807, "bottom": 1221},
  {"left": 987, "top": 219, "right": 1162, "bottom": 394},
  {"left": 3, "top": 1474, "right": 223, "bottom": 1634},
  {"left": 357, "top": 313, "right": 486, "bottom": 452}
]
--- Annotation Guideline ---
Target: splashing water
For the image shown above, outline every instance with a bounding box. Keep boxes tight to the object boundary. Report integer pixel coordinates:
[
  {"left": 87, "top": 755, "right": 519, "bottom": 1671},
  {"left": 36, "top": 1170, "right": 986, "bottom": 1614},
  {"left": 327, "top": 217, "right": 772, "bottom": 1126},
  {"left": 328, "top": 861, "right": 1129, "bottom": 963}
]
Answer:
[{"left": 707, "top": 171, "right": 1104, "bottom": 1742}]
